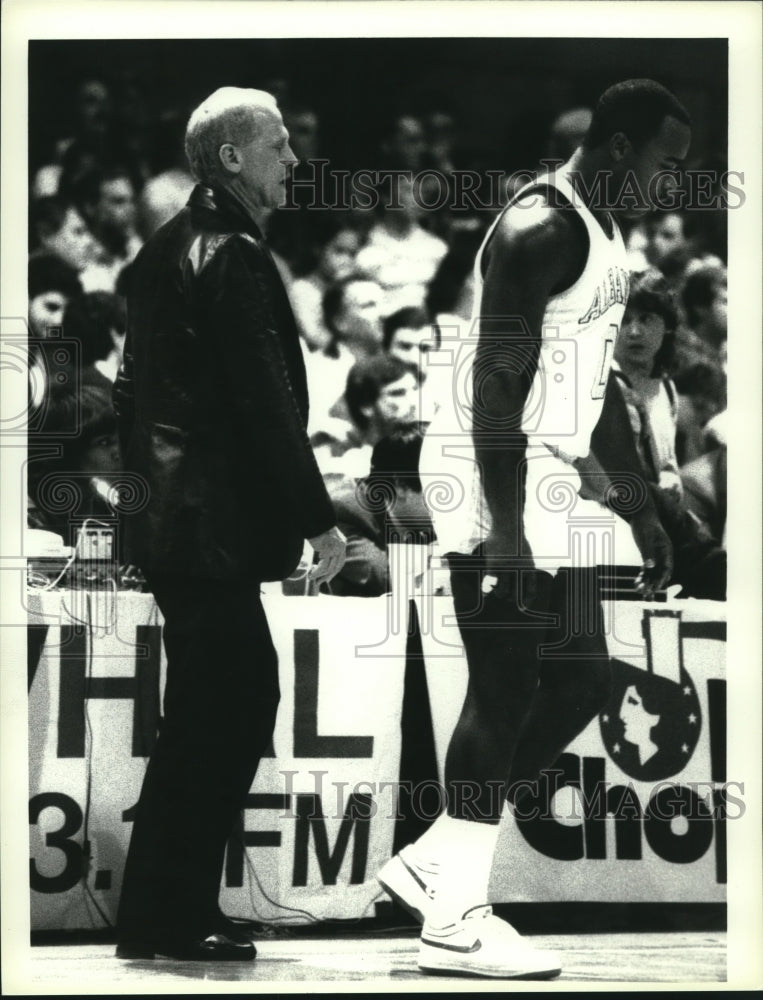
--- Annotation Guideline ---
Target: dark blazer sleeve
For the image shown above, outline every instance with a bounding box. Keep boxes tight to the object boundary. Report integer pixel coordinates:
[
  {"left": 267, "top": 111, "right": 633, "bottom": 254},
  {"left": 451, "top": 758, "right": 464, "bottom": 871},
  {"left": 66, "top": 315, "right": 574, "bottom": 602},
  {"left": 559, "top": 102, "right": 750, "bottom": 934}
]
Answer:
[{"left": 194, "top": 235, "right": 336, "bottom": 540}]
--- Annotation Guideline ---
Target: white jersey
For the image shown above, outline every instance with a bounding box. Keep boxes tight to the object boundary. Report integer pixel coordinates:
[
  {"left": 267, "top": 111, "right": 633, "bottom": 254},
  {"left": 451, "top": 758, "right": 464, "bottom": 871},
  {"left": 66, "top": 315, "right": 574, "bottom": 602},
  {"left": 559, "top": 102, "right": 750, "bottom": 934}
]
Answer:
[{"left": 420, "top": 167, "right": 635, "bottom": 567}]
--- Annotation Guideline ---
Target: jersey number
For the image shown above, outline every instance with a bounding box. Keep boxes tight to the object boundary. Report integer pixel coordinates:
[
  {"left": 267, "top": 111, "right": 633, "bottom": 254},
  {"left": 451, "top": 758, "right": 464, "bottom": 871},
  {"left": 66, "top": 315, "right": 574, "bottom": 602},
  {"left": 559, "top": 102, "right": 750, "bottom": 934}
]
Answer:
[{"left": 591, "top": 326, "right": 617, "bottom": 400}]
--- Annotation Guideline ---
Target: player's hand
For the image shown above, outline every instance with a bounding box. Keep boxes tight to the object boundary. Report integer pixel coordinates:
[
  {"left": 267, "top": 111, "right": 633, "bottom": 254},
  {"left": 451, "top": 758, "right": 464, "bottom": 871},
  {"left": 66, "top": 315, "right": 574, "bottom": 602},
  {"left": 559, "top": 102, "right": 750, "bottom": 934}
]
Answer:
[
  {"left": 307, "top": 526, "right": 347, "bottom": 587},
  {"left": 629, "top": 510, "right": 673, "bottom": 599},
  {"left": 482, "top": 531, "right": 536, "bottom": 604}
]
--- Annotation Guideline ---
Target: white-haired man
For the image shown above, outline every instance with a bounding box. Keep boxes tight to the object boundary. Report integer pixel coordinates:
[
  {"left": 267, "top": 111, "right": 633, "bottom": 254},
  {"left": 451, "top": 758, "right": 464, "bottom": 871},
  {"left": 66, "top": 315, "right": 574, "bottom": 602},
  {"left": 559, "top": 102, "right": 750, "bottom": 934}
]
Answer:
[{"left": 113, "top": 88, "right": 345, "bottom": 962}]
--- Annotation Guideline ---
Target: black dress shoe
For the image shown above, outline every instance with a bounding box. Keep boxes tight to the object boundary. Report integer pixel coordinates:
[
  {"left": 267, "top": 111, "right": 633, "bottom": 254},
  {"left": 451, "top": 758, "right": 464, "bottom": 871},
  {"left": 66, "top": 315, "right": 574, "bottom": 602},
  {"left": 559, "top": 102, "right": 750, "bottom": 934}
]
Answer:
[
  {"left": 214, "top": 909, "right": 263, "bottom": 942},
  {"left": 116, "top": 932, "right": 256, "bottom": 961}
]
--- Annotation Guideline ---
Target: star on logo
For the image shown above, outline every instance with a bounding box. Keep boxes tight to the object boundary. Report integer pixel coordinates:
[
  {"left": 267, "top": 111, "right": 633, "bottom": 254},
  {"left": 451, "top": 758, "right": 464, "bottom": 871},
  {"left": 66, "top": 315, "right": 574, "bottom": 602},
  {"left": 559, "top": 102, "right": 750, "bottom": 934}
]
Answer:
[
  {"left": 602, "top": 714, "right": 609, "bottom": 724},
  {"left": 683, "top": 686, "right": 692, "bottom": 696},
  {"left": 681, "top": 743, "right": 689, "bottom": 753},
  {"left": 688, "top": 713, "right": 697, "bottom": 724},
  {"left": 612, "top": 742, "right": 621, "bottom": 754}
]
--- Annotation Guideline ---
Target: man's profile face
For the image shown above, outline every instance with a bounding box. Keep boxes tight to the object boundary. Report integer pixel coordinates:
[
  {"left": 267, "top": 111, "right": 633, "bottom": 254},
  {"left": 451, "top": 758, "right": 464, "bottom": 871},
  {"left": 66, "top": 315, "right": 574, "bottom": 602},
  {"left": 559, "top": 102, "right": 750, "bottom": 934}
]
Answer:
[
  {"left": 617, "top": 115, "right": 692, "bottom": 219},
  {"left": 235, "top": 107, "right": 298, "bottom": 209}
]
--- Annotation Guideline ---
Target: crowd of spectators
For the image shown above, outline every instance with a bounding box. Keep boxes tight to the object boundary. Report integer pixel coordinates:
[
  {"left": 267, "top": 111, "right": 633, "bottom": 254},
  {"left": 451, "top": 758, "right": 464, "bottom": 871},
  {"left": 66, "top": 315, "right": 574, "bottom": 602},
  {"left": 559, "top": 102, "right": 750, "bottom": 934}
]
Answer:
[{"left": 27, "top": 73, "right": 728, "bottom": 598}]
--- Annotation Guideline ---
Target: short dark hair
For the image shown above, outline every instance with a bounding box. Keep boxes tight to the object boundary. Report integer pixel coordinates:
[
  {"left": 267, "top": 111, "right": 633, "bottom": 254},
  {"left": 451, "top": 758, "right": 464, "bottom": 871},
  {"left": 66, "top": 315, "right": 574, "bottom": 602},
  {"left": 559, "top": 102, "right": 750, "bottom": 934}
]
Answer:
[
  {"left": 681, "top": 261, "right": 726, "bottom": 327},
  {"left": 345, "top": 354, "right": 419, "bottom": 432},
  {"left": 69, "top": 164, "right": 136, "bottom": 214},
  {"left": 583, "top": 79, "right": 691, "bottom": 151},
  {"left": 625, "top": 268, "right": 679, "bottom": 375},
  {"left": 63, "top": 292, "right": 126, "bottom": 366},
  {"left": 382, "top": 307, "right": 431, "bottom": 351},
  {"left": 28, "top": 253, "right": 83, "bottom": 300},
  {"left": 30, "top": 197, "right": 80, "bottom": 250}
]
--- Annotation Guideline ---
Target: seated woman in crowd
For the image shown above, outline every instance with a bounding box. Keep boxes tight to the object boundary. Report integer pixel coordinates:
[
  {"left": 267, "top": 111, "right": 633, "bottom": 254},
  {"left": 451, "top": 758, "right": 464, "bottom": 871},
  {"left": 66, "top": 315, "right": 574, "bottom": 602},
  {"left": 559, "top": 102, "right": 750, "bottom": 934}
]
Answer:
[{"left": 611, "top": 269, "right": 725, "bottom": 600}]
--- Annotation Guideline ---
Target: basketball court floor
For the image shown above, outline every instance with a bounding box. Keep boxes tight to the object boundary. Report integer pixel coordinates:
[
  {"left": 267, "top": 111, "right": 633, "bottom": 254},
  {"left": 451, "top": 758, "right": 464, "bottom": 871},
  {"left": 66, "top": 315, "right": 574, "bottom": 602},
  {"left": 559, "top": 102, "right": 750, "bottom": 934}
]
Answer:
[{"left": 12, "top": 929, "right": 726, "bottom": 991}]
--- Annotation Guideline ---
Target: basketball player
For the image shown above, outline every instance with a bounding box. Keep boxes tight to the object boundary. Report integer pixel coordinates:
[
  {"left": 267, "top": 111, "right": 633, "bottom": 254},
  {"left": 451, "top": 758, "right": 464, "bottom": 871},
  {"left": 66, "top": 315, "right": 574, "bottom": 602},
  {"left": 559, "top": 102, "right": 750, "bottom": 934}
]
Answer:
[{"left": 378, "top": 80, "right": 692, "bottom": 978}]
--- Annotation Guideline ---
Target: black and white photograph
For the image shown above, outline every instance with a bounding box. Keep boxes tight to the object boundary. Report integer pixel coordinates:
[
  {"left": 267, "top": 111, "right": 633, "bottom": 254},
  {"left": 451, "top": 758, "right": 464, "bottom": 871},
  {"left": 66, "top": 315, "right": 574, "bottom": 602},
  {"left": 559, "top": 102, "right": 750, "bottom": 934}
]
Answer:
[{"left": 1, "top": 0, "right": 761, "bottom": 992}]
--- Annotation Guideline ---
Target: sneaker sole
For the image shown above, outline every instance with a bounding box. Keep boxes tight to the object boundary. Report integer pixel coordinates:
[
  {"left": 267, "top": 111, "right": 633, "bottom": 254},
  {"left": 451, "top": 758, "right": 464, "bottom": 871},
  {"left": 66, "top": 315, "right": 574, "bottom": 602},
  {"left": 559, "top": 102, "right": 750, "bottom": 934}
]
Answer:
[
  {"left": 376, "top": 855, "right": 429, "bottom": 923},
  {"left": 418, "top": 943, "right": 561, "bottom": 980}
]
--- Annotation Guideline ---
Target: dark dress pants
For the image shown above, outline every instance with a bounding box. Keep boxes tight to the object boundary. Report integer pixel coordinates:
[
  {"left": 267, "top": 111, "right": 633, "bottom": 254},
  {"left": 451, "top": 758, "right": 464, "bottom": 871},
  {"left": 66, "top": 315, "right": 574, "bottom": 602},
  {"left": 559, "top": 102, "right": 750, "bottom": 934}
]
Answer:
[{"left": 116, "top": 574, "right": 280, "bottom": 946}]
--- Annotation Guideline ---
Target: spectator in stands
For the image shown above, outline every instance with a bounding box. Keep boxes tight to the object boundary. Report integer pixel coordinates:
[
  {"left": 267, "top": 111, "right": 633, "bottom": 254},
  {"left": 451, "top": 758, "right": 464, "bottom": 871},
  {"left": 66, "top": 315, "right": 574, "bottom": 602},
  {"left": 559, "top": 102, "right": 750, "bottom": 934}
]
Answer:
[
  {"left": 544, "top": 106, "right": 593, "bottom": 162},
  {"left": 55, "top": 77, "right": 115, "bottom": 165},
  {"left": 306, "top": 275, "right": 385, "bottom": 433},
  {"left": 672, "top": 362, "right": 727, "bottom": 466},
  {"left": 325, "top": 426, "right": 433, "bottom": 596},
  {"left": 354, "top": 174, "right": 448, "bottom": 315},
  {"left": 425, "top": 217, "right": 486, "bottom": 325},
  {"left": 671, "top": 259, "right": 727, "bottom": 468},
  {"left": 27, "top": 383, "right": 121, "bottom": 547},
  {"left": 290, "top": 217, "right": 364, "bottom": 351},
  {"left": 642, "top": 211, "right": 694, "bottom": 283},
  {"left": 611, "top": 269, "right": 725, "bottom": 599},
  {"left": 312, "top": 353, "right": 422, "bottom": 479},
  {"left": 383, "top": 306, "right": 444, "bottom": 420},
  {"left": 30, "top": 196, "right": 98, "bottom": 274},
  {"left": 28, "top": 254, "right": 83, "bottom": 341},
  {"left": 381, "top": 112, "right": 427, "bottom": 173},
  {"left": 71, "top": 164, "right": 143, "bottom": 291},
  {"left": 681, "top": 443, "right": 727, "bottom": 551},
  {"left": 677, "top": 260, "right": 727, "bottom": 373},
  {"left": 138, "top": 110, "right": 195, "bottom": 239},
  {"left": 62, "top": 291, "right": 127, "bottom": 386}
]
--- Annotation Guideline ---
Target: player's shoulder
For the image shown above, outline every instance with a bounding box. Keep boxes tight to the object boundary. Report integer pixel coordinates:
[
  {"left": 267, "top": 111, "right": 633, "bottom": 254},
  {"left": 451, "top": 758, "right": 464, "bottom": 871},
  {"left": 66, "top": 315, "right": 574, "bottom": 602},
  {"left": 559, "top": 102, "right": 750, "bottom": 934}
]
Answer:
[{"left": 486, "top": 193, "right": 585, "bottom": 278}]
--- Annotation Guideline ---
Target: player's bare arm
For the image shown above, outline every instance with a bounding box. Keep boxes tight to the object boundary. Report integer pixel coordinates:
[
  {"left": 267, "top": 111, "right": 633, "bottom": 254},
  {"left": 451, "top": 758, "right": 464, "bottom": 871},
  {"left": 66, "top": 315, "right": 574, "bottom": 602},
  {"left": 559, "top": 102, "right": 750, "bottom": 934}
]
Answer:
[
  {"left": 474, "top": 199, "right": 585, "bottom": 582},
  {"left": 582, "top": 374, "right": 674, "bottom": 596}
]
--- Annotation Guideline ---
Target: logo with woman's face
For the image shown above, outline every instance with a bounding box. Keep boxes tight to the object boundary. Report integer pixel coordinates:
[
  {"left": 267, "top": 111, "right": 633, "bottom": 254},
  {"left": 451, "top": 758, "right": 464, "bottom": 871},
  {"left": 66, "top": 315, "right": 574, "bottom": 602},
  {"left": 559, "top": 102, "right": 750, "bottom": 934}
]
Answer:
[{"left": 599, "top": 658, "right": 702, "bottom": 781}]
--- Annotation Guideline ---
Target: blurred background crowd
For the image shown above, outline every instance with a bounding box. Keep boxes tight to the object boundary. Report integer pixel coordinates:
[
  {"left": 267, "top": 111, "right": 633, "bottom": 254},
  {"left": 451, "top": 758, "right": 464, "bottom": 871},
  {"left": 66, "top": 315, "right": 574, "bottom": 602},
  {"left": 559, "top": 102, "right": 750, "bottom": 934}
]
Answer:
[{"left": 26, "top": 38, "right": 728, "bottom": 599}]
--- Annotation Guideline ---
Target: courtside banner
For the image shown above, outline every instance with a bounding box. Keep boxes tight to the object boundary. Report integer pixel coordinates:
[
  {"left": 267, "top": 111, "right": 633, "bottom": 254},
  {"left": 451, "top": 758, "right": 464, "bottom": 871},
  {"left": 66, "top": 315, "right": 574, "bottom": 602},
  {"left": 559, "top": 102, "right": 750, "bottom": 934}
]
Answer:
[
  {"left": 414, "top": 592, "right": 728, "bottom": 905},
  {"left": 27, "top": 589, "right": 726, "bottom": 930},
  {"left": 27, "top": 592, "right": 408, "bottom": 931}
]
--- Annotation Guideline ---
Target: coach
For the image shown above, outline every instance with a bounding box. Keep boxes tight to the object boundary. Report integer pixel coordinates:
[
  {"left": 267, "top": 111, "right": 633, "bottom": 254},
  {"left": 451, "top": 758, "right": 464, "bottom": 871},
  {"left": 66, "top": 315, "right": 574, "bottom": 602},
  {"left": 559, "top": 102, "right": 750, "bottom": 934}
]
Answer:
[{"left": 112, "top": 88, "right": 345, "bottom": 961}]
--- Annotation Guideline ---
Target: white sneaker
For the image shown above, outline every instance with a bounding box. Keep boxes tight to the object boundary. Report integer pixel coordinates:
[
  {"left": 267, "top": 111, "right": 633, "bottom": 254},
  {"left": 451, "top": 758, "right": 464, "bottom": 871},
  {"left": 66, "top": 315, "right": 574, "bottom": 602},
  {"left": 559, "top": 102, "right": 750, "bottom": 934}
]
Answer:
[
  {"left": 418, "top": 905, "right": 561, "bottom": 979},
  {"left": 376, "top": 846, "right": 439, "bottom": 923}
]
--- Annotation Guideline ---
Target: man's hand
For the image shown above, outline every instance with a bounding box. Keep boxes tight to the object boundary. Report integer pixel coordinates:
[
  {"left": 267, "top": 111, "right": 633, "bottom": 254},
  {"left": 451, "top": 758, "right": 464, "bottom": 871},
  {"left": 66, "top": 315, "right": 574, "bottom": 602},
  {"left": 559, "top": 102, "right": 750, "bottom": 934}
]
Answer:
[
  {"left": 629, "top": 509, "right": 673, "bottom": 599},
  {"left": 482, "top": 531, "right": 536, "bottom": 604},
  {"left": 307, "top": 526, "right": 347, "bottom": 588}
]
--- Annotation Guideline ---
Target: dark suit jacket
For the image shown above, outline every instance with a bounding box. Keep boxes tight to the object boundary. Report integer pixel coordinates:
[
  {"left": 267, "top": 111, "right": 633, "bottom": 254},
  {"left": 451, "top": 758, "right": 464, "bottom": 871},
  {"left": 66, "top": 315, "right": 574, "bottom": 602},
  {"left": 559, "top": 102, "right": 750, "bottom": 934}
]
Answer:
[{"left": 113, "top": 184, "right": 335, "bottom": 582}]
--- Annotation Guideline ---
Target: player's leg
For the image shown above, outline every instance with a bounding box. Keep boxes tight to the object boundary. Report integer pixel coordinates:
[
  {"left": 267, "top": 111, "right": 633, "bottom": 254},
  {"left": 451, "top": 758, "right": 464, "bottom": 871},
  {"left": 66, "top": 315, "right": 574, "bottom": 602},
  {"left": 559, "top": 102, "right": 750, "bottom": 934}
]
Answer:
[
  {"left": 506, "top": 566, "right": 612, "bottom": 809},
  {"left": 379, "top": 548, "right": 561, "bottom": 978}
]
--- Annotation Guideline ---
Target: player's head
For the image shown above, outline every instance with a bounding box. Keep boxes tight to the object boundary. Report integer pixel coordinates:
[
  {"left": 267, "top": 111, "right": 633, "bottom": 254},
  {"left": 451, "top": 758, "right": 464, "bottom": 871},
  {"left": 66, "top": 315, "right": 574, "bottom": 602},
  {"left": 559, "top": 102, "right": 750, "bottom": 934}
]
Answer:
[{"left": 582, "top": 79, "right": 692, "bottom": 218}]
